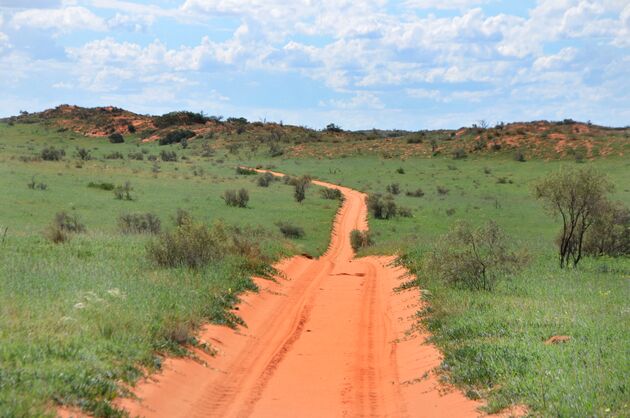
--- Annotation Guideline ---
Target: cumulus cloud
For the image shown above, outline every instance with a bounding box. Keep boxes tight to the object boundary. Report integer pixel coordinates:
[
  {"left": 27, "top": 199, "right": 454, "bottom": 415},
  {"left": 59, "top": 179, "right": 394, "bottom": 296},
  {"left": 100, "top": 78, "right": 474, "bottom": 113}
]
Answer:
[{"left": 11, "top": 6, "right": 107, "bottom": 32}]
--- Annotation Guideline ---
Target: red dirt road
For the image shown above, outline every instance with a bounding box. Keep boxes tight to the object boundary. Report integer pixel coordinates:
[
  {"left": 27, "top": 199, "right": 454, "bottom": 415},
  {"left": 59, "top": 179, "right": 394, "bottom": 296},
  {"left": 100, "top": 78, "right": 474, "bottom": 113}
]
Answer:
[{"left": 118, "top": 174, "right": 483, "bottom": 417}]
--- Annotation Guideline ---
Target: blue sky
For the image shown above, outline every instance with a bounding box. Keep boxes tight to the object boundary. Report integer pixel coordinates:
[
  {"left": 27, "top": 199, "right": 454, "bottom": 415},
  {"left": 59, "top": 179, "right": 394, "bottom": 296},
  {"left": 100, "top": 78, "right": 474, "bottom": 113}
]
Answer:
[{"left": 0, "top": 0, "right": 628, "bottom": 130}]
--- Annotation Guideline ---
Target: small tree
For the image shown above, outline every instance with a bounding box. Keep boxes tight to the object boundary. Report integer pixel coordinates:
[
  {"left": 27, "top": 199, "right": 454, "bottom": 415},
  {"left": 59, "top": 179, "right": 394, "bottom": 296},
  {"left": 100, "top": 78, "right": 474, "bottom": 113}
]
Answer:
[
  {"left": 424, "top": 221, "right": 526, "bottom": 291},
  {"left": 535, "top": 167, "right": 612, "bottom": 268},
  {"left": 583, "top": 200, "right": 630, "bottom": 257},
  {"left": 294, "top": 178, "right": 310, "bottom": 203},
  {"left": 108, "top": 133, "right": 124, "bottom": 144}
]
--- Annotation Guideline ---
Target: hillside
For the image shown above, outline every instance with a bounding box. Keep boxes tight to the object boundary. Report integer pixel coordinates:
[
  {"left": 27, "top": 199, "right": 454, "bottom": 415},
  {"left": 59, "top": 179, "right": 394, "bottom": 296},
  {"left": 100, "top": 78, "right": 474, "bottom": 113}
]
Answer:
[{"left": 3, "top": 105, "right": 628, "bottom": 160}]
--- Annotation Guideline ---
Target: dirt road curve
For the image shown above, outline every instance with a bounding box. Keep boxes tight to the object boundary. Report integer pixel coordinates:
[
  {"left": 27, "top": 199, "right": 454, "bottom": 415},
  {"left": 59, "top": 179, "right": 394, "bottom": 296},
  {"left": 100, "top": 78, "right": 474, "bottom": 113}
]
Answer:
[{"left": 118, "top": 173, "right": 482, "bottom": 417}]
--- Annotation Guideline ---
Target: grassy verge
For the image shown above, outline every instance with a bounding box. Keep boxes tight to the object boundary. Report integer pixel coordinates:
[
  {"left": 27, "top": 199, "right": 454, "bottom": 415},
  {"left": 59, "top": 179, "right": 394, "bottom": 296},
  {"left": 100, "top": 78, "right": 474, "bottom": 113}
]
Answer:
[
  {"left": 232, "top": 153, "right": 630, "bottom": 416},
  {"left": 0, "top": 123, "right": 340, "bottom": 416}
]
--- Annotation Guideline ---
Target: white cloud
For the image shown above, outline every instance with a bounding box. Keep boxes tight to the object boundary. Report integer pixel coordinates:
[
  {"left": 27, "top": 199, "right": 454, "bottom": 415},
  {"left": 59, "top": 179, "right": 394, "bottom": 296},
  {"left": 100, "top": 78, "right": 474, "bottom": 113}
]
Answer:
[
  {"left": 11, "top": 6, "right": 107, "bottom": 32},
  {"left": 533, "top": 47, "right": 578, "bottom": 71}
]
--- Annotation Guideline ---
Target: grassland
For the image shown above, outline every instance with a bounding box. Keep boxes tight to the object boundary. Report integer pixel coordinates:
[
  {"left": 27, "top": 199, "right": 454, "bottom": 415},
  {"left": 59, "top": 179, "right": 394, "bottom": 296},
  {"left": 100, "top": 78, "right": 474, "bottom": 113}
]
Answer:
[
  {"left": 1, "top": 116, "right": 628, "bottom": 417},
  {"left": 230, "top": 153, "right": 630, "bottom": 416},
  {"left": 0, "top": 123, "right": 339, "bottom": 416}
]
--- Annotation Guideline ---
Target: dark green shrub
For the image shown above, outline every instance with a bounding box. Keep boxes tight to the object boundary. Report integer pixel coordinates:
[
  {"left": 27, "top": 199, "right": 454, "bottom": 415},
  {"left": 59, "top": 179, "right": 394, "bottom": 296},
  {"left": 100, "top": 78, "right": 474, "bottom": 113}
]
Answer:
[
  {"left": 75, "top": 148, "right": 92, "bottom": 161},
  {"left": 27, "top": 176, "right": 47, "bottom": 190},
  {"left": 398, "top": 206, "right": 413, "bottom": 217},
  {"left": 127, "top": 152, "right": 144, "bottom": 161},
  {"left": 294, "top": 178, "right": 310, "bottom": 203},
  {"left": 386, "top": 183, "right": 401, "bottom": 195},
  {"left": 222, "top": 189, "right": 249, "bottom": 207},
  {"left": 423, "top": 221, "right": 527, "bottom": 291},
  {"left": 268, "top": 142, "right": 284, "bottom": 157},
  {"left": 147, "top": 221, "right": 223, "bottom": 268},
  {"left": 437, "top": 186, "right": 449, "bottom": 195},
  {"left": 350, "top": 229, "right": 373, "bottom": 251},
  {"left": 118, "top": 213, "right": 161, "bottom": 234},
  {"left": 172, "top": 209, "right": 193, "bottom": 227},
  {"left": 320, "top": 188, "right": 342, "bottom": 200},
  {"left": 160, "top": 150, "right": 177, "bottom": 162},
  {"left": 396, "top": 167, "right": 405, "bottom": 174},
  {"left": 108, "top": 133, "right": 124, "bottom": 143},
  {"left": 406, "top": 188, "right": 424, "bottom": 197},
  {"left": 584, "top": 201, "right": 629, "bottom": 257},
  {"left": 452, "top": 148, "right": 467, "bottom": 159},
  {"left": 257, "top": 172, "right": 275, "bottom": 187},
  {"left": 41, "top": 146, "right": 65, "bottom": 161},
  {"left": 87, "top": 181, "right": 114, "bottom": 191},
  {"left": 236, "top": 167, "right": 257, "bottom": 175},
  {"left": 159, "top": 129, "right": 195, "bottom": 145},
  {"left": 367, "top": 193, "right": 397, "bottom": 219},
  {"left": 105, "top": 151, "right": 124, "bottom": 160},
  {"left": 45, "top": 211, "right": 85, "bottom": 243},
  {"left": 154, "top": 111, "right": 207, "bottom": 129},
  {"left": 277, "top": 222, "right": 305, "bottom": 239},
  {"left": 114, "top": 182, "right": 134, "bottom": 201},
  {"left": 513, "top": 151, "right": 526, "bottom": 162}
]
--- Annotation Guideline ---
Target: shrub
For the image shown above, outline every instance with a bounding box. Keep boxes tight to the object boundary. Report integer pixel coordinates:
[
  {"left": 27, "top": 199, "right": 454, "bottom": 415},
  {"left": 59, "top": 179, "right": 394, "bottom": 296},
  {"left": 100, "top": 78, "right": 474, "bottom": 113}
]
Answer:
[
  {"left": 367, "top": 193, "right": 397, "bottom": 219},
  {"left": 236, "top": 167, "right": 257, "bottom": 175},
  {"left": 222, "top": 189, "right": 249, "bottom": 207},
  {"left": 127, "top": 152, "right": 144, "bottom": 161},
  {"left": 75, "top": 148, "right": 92, "bottom": 161},
  {"left": 105, "top": 151, "right": 124, "bottom": 160},
  {"left": 350, "top": 229, "right": 373, "bottom": 251},
  {"left": 27, "top": 176, "right": 47, "bottom": 190},
  {"left": 268, "top": 142, "right": 284, "bottom": 157},
  {"left": 406, "top": 188, "right": 424, "bottom": 197},
  {"left": 172, "top": 209, "right": 193, "bottom": 227},
  {"left": 147, "top": 221, "right": 222, "bottom": 268},
  {"left": 114, "top": 182, "right": 134, "bottom": 201},
  {"left": 45, "top": 211, "right": 86, "bottom": 242},
  {"left": 535, "top": 167, "right": 612, "bottom": 268},
  {"left": 452, "top": 148, "right": 467, "bottom": 159},
  {"left": 513, "top": 151, "right": 526, "bottom": 162},
  {"left": 118, "top": 213, "right": 161, "bottom": 234},
  {"left": 159, "top": 129, "right": 195, "bottom": 146},
  {"left": 396, "top": 167, "right": 405, "bottom": 174},
  {"left": 583, "top": 200, "right": 629, "bottom": 257},
  {"left": 160, "top": 150, "right": 177, "bottom": 162},
  {"left": 277, "top": 222, "right": 305, "bottom": 239},
  {"left": 386, "top": 183, "right": 401, "bottom": 195},
  {"left": 257, "top": 172, "right": 275, "bottom": 187},
  {"left": 436, "top": 186, "right": 449, "bottom": 195},
  {"left": 87, "top": 181, "right": 114, "bottom": 191},
  {"left": 41, "top": 147, "right": 65, "bottom": 161},
  {"left": 398, "top": 206, "right": 413, "bottom": 217},
  {"left": 320, "top": 188, "right": 342, "bottom": 200},
  {"left": 423, "top": 221, "right": 527, "bottom": 291},
  {"left": 294, "top": 178, "right": 310, "bottom": 203},
  {"left": 108, "top": 133, "right": 124, "bottom": 144},
  {"left": 154, "top": 111, "right": 207, "bottom": 129}
]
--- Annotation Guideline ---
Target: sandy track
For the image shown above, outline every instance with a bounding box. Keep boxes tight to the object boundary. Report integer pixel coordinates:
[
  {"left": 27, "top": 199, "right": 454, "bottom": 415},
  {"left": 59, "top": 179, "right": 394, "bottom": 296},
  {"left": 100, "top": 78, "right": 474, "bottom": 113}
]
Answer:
[{"left": 117, "top": 173, "right": 482, "bottom": 418}]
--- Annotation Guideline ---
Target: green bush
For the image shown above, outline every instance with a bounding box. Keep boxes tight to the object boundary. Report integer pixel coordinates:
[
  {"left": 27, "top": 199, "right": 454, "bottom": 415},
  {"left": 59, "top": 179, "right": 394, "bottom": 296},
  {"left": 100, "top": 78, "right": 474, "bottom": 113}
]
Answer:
[
  {"left": 75, "top": 148, "right": 92, "bottom": 161},
  {"left": 452, "top": 148, "right": 467, "bottom": 159},
  {"left": 236, "top": 167, "right": 257, "bottom": 175},
  {"left": 367, "top": 193, "right": 397, "bottom": 219},
  {"left": 222, "top": 189, "right": 249, "bottom": 208},
  {"left": 40, "top": 146, "right": 65, "bottom": 161},
  {"left": 320, "top": 188, "right": 342, "bottom": 200},
  {"left": 87, "top": 182, "right": 114, "bottom": 191},
  {"left": 277, "top": 222, "right": 305, "bottom": 239},
  {"left": 386, "top": 183, "right": 401, "bottom": 195},
  {"left": 114, "top": 182, "right": 134, "bottom": 201},
  {"left": 257, "top": 172, "right": 275, "bottom": 187},
  {"left": 105, "top": 151, "right": 124, "bottom": 160},
  {"left": 406, "top": 188, "right": 424, "bottom": 197},
  {"left": 108, "top": 133, "right": 124, "bottom": 144},
  {"left": 118, "top": 213, "right": 161, "bottom": 234},
  {"left": 127, "top": 151, "right": 144, "bottom": 161},
  {"left": 350, "top": 229, "right": 373, "bottom": 251},
  {"left": 159, "top": 129, "right": 195, "bottom": 146},
  {"left": 160, "top": 150, "right": 177, "bottom": 162},
  {"left": 423, "top": 221, "right": 527, "bottom": 291}
]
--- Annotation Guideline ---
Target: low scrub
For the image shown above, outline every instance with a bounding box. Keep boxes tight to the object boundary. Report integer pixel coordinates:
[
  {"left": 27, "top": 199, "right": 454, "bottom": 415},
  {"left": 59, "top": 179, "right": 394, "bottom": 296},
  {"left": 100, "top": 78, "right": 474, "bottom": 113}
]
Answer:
[
  {"left": 40, "top": 146, "right": 65, "bottom": 161},
  {"left": 114, "top": 182, "right": 134, "bottom": 201},
  {"left": 118, "top": 213, "right": 161, "bottom": 234},
  {"left": 423, "top": 221, "right": 527, "bottom": 291},
  {"left": 160, "top": 150, "right": 177, "bottom": 162},
  {"left": 257, "top": 172, "right": 275, "bottom": 187},
  {"left": 320, "top": 188, "right": 343, "bottom": 200},
  {"left": 108, "top": 133, "right": 124, "bottom": 144},
  {"left": 87, "top": 181, "right": 115, "bottom": 191},
  {"left": 236, "top": 167, "right": 257, "bottom": 175},
  {"left": 159, "top": 129, "right": 195, "bottom": 146},
  {"left": 105, "top": 151, "right": 124, "bottom": 160},
  {"left": 367, "top": 193, "right": 398, "bottom": 219},
  {"left": 406, "top": 188, "right": 424, "bottom": 197},
  {"left": 386, "top": 183, "right": 401, "bottom": 195},
  {"left": 44, "top": 211, "right": 86, "bottom": 243},
  {"left": 277, "top": 222, "right": 305, "bottom": 239},
  {"left": 222, "top": 189, "right": 249, "bottom": 208},
  {"left": 350, "top": 229, "right": 373, "bottom": 251}
]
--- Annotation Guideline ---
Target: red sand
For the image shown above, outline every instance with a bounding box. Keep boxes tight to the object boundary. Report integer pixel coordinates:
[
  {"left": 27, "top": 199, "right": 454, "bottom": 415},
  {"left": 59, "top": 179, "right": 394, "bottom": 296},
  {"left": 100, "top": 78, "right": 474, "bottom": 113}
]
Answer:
[{"left": 104, "top": 173, "right": 487, "bottom": 417}]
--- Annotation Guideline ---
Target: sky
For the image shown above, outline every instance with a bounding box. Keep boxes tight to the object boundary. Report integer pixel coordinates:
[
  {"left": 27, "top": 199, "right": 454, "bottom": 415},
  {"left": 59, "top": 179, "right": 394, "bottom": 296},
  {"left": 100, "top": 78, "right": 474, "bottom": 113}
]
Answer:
[{"left": 0, "top": 0, "right": 628, "bottom": 130}]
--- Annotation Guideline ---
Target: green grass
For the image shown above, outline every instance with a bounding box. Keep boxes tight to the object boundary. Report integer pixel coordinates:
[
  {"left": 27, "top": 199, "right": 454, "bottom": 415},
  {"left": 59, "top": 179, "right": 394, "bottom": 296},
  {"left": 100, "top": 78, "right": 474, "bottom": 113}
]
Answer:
[
  {"left": 230, "top": 153, "right": 630, "bottom": 416},
  {"left": 0, "top": 123, "right": 339, "bottom": 416}
]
